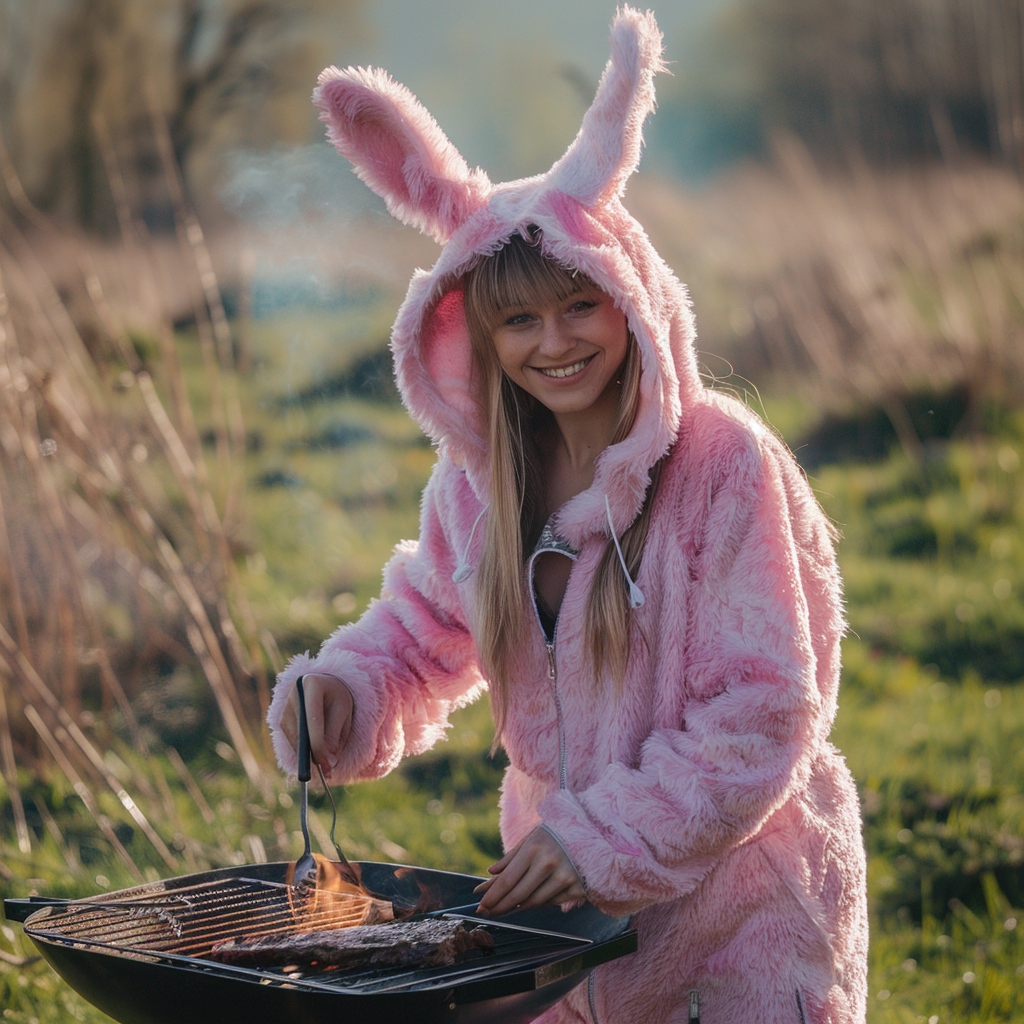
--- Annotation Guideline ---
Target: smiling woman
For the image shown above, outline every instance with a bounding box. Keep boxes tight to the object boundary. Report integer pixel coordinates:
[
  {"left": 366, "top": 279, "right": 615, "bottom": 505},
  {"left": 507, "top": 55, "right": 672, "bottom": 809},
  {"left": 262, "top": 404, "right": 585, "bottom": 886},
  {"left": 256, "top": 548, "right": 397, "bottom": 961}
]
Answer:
[{"left": 269, "top": 8, "right": 869, "bottom": 1022}]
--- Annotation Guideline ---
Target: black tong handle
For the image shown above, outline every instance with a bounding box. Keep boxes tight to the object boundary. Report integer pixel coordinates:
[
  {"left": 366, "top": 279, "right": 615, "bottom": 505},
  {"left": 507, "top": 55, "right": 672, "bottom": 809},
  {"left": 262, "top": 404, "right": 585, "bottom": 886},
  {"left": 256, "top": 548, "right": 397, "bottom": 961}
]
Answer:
[{"left": 296, "top": 676, "right": 311, "bottom": 784}]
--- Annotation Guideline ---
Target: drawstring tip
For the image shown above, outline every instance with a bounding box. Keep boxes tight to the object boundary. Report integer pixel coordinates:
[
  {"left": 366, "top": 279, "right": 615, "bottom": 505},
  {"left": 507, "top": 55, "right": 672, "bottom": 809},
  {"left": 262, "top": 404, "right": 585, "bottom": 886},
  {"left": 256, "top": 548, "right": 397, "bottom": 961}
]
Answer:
[
  {"left": 452, "top": 504, "right": 488, "bottom": 585},
  {"left": 605, "top": 493, "right": 644, "bottom": 611}
]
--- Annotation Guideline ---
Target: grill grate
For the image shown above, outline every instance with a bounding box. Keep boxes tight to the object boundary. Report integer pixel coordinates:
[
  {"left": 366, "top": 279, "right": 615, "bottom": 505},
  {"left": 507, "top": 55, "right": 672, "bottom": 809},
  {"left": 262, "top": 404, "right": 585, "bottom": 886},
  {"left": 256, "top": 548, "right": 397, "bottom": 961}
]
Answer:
[
  {"left": 26, "top": 878, "right": 387, "bottom": 958},
  {"left": 25, "top": 878, "right": 590, "bottom": 994}
]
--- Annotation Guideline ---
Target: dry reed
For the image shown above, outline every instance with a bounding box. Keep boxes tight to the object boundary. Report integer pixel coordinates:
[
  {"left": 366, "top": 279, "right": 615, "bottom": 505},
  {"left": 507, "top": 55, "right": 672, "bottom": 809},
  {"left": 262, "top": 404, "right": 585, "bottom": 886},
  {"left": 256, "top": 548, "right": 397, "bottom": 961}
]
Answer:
[
  {"left": 0, "top": 110, "right": 274, "bottom": 873},
  {"left": 630, "top": 138, "right": 1024, "bottom": 456}
]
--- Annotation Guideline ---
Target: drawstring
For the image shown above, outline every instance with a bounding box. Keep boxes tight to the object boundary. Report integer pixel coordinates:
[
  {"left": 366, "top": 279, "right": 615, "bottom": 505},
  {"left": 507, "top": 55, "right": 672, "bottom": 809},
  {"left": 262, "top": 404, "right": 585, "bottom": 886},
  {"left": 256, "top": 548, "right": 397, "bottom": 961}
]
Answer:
[
  {"left": 452, "top": 504, "right": 488, "bottom": 583},
  {"left": 453, "top": 497, "right": 644, "bottom": 611},
  {"left": 604, "top": 494, "right": 645, "bottom": 609}
]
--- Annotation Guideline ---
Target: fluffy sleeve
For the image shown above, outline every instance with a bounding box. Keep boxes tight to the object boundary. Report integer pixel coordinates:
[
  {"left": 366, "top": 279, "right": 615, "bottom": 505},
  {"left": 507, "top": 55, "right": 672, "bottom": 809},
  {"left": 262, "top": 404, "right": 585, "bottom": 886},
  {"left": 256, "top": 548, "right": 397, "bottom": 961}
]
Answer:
[
  {"left": 538, "top": 424, "right": 843, "bottom": 915},
  {"left": 267, "top": 457, "right": 486, "bottom": 783}
]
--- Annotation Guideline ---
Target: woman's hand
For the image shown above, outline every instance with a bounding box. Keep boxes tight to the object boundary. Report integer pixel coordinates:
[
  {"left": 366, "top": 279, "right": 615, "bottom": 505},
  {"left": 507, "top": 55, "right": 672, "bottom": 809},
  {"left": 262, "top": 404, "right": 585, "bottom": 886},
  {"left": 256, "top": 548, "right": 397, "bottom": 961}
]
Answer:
[
  {"left": 473, "top": 826, "right": 585, "bottom": 917},
  {"left": 280, "top": 673, "right": 354, "bottom": 771}
]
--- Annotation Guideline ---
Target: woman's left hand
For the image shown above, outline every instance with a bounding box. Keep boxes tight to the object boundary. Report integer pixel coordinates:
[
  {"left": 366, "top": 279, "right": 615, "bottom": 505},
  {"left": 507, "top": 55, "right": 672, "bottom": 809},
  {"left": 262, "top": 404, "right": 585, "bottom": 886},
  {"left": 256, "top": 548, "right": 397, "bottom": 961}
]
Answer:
[{"left": 472, "top": 826, "right": 585, "bottom": 916}]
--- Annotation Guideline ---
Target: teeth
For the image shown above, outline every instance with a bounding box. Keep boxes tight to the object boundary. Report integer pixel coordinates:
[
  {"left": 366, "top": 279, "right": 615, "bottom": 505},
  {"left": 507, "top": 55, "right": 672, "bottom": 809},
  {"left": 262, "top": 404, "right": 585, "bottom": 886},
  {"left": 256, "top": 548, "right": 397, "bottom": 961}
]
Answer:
[{"left": 540, "top": 358, "right": 589, "bottom": 378}]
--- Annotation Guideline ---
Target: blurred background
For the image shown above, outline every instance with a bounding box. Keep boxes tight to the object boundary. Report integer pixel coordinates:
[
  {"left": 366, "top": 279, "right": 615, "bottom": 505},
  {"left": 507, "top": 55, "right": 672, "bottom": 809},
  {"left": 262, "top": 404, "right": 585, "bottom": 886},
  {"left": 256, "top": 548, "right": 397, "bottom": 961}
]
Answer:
[{"left": 0, "top": 1, "right": 1022, "bottom": 1021}]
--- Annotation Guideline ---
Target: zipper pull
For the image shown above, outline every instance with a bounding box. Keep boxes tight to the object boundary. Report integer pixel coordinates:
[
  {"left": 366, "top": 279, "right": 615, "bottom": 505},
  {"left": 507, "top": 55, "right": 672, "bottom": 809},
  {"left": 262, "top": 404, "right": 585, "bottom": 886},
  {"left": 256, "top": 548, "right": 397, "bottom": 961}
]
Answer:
[
  {"left": 546, "top": 641, "right": 556, "bottom": 679},
  {"left": 687, "top": 989, "right": 700, "bottom": 1023}
]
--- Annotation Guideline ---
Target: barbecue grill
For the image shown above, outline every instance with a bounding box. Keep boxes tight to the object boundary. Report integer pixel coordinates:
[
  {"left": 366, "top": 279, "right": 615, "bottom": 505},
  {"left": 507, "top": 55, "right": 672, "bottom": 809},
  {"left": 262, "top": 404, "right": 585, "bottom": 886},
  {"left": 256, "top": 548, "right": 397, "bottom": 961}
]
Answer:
[{"left": 5, "top": 859, "right": 637, "bottom": 1024}]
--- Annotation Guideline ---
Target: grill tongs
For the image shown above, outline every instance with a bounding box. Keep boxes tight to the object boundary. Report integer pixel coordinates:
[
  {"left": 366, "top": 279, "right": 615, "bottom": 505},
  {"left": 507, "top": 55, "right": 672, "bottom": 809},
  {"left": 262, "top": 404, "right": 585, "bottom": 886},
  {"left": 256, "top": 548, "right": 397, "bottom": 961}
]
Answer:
[
  {"left": 291, "top": 679, "right": 463, "bottom": 918},
  {"left": 293, "top": 676, "right": 360, "bottom": 890}
]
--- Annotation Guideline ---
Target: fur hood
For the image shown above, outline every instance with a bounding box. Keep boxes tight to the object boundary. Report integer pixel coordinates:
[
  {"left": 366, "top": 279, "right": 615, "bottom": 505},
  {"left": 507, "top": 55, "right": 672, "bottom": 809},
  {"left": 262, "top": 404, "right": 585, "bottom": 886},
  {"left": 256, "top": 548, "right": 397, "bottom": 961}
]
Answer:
[{"left": 313, "top": 7, "right": 698, "bottom": 548}]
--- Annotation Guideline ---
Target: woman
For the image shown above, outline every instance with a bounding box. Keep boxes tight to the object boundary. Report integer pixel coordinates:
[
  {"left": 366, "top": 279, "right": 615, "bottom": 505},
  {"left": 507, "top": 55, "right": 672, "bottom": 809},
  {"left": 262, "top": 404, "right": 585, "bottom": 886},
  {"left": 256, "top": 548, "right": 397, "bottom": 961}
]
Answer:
[{"left": 269, "top": 9, "right": 868, "bottom": 1022}]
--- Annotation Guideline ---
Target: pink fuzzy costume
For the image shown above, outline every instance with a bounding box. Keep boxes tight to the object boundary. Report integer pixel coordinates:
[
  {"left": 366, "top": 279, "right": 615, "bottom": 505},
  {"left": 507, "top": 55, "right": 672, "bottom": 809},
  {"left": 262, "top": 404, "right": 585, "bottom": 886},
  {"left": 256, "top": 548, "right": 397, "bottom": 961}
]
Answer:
[{"left": 267, "top": 8, "right": 868, "bottom": 1022}]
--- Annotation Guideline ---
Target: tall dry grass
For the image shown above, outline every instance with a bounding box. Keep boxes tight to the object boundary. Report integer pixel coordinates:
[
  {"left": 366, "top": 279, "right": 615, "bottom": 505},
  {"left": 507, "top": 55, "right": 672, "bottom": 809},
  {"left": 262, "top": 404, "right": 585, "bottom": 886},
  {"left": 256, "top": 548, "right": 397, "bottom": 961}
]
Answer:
[
  {"left": 0, "top": 105, "right": 274, "bottom": 879},
  {"left": 632, "top": 139, "right": 1024, "bottom": 457}
]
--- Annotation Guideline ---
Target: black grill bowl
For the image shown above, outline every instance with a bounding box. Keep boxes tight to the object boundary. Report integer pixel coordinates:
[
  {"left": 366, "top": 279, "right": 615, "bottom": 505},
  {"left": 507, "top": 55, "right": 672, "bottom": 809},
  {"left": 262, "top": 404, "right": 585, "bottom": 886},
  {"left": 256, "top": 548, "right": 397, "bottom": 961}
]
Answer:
[{"left": 6, "top": 861, "right": 637, "bottom": 1024}]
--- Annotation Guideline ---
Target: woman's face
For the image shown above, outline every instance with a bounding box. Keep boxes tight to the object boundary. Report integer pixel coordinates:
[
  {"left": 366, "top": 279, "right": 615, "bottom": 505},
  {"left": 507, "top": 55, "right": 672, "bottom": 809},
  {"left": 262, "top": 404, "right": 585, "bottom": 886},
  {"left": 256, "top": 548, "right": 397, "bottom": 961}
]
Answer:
[{"left": 489, "top": 284, "right": 629, "bottom": 420}]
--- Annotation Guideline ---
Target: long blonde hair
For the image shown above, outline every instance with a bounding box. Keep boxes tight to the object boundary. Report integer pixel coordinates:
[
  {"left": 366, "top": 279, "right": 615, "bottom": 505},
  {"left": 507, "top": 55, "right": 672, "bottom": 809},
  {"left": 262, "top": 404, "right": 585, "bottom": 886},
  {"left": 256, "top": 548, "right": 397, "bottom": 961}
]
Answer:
[{"left": 462, "top": 232, "right": 659, "bottom": 743}]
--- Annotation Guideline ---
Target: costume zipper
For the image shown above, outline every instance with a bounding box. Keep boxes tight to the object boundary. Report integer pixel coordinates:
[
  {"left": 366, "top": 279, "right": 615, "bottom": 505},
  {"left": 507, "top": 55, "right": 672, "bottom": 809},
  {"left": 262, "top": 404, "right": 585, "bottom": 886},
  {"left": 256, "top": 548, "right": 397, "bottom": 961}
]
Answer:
[
  {"left": 547, "top": 639, "right": 567, "bottom": 790},
  {"left": 528, "top": 548, "right": 569, "bottom": 792},
  {"left": 688, "top": 989, "right": 701, "bottom": 1023},
  {"left": 587, "top": 969, "right": 600, "bottom": 1024}
]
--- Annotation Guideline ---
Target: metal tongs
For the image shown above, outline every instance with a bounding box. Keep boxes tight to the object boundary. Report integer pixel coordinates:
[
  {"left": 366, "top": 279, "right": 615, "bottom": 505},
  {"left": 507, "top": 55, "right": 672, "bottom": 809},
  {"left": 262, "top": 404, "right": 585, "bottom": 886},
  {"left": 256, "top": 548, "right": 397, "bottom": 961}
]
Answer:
[{"left": 292, "top": 676, "right": 361, "bottom": 890}]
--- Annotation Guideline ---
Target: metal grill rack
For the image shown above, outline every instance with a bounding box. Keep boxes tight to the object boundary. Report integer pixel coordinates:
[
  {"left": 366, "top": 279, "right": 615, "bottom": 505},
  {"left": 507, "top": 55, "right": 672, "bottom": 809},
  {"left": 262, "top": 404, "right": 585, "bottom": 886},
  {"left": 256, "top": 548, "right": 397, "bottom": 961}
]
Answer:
[{"left": 23, "top": 877, "right": 594, "bottom": 994}]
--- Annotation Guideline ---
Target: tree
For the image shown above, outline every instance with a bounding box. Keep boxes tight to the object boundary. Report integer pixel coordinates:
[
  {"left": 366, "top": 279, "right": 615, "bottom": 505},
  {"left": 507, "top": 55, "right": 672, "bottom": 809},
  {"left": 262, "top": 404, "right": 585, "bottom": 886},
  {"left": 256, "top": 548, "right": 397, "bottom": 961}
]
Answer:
[
  {"left": 0, "top": 0, "right": 363, "bottom": 230},
  {"left": 726, "top": 0, "right": 1023, "bottom": 170}
]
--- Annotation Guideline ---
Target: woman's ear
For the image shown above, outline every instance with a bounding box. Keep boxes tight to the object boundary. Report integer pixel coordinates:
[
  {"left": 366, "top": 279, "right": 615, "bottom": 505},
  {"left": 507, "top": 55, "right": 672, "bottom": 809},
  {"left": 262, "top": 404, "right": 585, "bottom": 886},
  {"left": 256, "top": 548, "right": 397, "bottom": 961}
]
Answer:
[
  {"left": 547, "top": 7, "right": 666, "bottom": 209},
  {"left": 314, "top": 66, "right": 490, "bottom": 244}
]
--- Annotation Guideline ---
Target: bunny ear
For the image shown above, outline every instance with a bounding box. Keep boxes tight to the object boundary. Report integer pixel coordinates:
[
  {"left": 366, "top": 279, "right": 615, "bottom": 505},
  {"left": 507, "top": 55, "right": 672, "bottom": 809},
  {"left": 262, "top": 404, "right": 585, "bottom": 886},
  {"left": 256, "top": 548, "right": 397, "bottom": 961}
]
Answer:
[
  {"left": 314, "top": 66, "right": 490, "bottom": 244},
  {"left": 548, "top": 7, "right": 665, "bottom": 208}
]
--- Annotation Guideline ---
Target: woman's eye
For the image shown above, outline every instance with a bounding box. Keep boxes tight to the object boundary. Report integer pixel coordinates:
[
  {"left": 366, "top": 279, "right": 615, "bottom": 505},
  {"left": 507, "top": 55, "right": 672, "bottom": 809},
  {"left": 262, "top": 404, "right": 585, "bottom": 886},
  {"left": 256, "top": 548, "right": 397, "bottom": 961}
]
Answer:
[
  {"left": 504, "top": 312, "right": 533, "bottom": 326},
  {"left": 568, "top": 300, "right": 596, "bottom": 314}
]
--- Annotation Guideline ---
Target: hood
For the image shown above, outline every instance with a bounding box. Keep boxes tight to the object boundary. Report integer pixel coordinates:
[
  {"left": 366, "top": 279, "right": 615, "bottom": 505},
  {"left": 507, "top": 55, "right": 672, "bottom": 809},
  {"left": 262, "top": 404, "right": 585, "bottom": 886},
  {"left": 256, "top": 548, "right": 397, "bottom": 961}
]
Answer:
[{"left": 313, "top": 7, "right": 699, "bottom": 547}]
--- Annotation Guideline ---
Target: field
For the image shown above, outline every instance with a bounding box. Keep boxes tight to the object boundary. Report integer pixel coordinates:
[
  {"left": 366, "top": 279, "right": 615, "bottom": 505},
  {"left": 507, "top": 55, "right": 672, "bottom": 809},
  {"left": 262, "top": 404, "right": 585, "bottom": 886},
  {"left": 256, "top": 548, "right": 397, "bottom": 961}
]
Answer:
[{"left": 2, "top": 163, "right": 1024, "bottom": 1022}]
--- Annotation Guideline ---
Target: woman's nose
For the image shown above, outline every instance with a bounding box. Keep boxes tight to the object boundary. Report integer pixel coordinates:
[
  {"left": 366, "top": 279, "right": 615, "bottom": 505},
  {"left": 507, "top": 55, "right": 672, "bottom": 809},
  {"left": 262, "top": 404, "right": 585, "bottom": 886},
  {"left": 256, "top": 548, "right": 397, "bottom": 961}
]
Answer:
[{"left": 538, "top": 317, "right": 571, "bottom": 354}]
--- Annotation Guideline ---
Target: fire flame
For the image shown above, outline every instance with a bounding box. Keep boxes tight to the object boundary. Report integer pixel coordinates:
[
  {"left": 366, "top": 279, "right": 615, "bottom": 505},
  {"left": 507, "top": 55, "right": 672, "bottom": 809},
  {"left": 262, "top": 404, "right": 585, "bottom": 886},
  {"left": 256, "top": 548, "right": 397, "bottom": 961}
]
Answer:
[{"left": 286, "top": 853, "right": 394, "bottom": 926}]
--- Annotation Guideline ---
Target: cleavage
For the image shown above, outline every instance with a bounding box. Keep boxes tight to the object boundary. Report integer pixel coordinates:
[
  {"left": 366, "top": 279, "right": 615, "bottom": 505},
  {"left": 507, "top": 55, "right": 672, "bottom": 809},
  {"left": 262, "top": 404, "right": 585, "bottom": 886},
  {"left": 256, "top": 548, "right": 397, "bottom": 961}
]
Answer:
[{"left": 534, "top": 550, "right": 573, "bottom": 623}]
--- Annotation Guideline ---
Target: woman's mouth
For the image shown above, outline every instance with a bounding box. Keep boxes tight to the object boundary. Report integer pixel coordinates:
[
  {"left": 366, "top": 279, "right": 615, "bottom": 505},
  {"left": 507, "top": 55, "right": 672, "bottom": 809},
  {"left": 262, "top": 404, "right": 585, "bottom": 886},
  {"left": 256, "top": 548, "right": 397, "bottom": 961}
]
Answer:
[{"left": 537, "top": 356, "right": 593, "bottom": 379}]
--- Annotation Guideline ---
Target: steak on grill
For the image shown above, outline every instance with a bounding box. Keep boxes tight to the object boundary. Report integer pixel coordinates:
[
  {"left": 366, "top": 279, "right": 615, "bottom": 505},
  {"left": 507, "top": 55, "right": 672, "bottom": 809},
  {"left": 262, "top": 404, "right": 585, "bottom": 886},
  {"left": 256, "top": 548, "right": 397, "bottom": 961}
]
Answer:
[{"left": 207, "top": 917, "right": 495, "bottom": 970}]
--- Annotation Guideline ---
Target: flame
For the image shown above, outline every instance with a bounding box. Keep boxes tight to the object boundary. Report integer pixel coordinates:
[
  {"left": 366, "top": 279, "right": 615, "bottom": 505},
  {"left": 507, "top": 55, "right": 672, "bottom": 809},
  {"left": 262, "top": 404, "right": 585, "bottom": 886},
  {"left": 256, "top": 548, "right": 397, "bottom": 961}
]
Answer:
[{"left": 286, "top": 853, "right": 394, "bottom": 926}]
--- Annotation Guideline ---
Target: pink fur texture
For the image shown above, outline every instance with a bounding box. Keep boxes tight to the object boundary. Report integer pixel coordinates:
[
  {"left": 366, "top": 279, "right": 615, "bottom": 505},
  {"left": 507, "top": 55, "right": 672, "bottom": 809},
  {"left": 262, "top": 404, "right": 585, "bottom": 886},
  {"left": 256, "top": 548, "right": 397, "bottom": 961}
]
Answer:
[
  {"left": 313, "top": 65, "right": 490, "bottom": 243},
  {"left": 548, "top": 7, "right": 666, "bottom": 207},
  {"left": 269, "top": 8, "right": 869, "bottom": 1022}
]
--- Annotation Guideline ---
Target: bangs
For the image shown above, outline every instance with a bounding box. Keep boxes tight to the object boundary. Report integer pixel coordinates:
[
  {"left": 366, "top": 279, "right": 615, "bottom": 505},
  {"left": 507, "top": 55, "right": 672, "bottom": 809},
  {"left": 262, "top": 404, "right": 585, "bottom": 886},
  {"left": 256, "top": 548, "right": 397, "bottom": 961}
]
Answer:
[{"left": 465, "top": 232, "right": 584, "bottom": 330}]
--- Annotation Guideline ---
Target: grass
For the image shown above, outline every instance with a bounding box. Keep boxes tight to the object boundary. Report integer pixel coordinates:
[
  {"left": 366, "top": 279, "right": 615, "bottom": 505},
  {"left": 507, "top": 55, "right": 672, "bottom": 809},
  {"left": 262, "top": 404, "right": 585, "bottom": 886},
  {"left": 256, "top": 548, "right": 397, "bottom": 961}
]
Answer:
[
  {"left": 812, "top": 415, "right": 1024, "bottom": 1021},
  {"left": 3, "top": 311, "right": 1024, "bottom": 1023}
]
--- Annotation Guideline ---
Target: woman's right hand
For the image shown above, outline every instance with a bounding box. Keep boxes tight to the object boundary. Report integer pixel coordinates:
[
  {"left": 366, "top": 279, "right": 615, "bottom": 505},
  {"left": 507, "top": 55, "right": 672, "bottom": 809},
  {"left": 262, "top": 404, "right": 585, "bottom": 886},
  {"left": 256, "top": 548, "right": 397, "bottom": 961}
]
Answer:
[{"left": 280, "top": 673, "right": 355, "bottom": 771}]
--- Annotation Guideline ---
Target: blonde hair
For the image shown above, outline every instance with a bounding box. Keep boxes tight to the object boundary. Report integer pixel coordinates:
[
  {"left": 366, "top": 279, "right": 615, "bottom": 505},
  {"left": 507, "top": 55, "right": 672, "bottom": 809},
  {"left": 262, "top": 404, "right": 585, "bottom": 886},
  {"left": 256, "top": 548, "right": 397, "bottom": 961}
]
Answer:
[{"left": 462, "top": 232, "right": 659, "bottom": 743}]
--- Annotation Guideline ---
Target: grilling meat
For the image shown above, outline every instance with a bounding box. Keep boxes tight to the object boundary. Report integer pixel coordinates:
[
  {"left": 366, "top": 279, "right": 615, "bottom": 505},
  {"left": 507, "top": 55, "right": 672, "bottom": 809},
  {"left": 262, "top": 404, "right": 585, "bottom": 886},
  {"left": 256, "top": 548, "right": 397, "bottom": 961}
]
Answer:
[{"left": 207, "top": 918, "right": 494, "bottom": 970}]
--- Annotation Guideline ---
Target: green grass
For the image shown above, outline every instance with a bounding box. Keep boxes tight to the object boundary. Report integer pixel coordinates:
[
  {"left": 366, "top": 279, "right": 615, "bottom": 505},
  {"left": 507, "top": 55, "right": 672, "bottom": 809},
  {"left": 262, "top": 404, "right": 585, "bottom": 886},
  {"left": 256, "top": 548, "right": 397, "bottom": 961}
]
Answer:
[
  {"left": 3, "top": 319, "right": 1024, "bottom": 1022},
  {"left": 812, "top": 416, "right": 1024, "bottom": 1021}
]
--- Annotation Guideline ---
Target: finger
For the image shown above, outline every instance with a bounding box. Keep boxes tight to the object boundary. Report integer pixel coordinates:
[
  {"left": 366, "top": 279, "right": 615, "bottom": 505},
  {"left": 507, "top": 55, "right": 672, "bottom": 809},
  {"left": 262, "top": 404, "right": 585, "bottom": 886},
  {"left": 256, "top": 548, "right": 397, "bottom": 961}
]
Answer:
[
  {"left": 478, "top": 833, "right": 548, "bottom": 911},
  {"left": 302, "top": 681, "right": 330, "bottom": 768},
  {"left": 544, "top": 875, "right": 585, "bottom": 907},
  {"left": 472, "top": 877, "right": 495, "bottom": 894},
  {"left": 485, "top": 839, "right": 522, "bottom": 876},
  {"left": 323, "top": 681, "right": 354, "bottom": 761},
  {"left": 543, "top": 881, "right": 579, "bottom": 906},
  {"left": 528, "top": 869, "right": 585, "bottom": 909},
  {"left": 482, "top": 867, "right": 548, "bottom": 917},
  {"left": 516, "top": 874, "right": 572, "bottom": 910},
  {"left": 476, "top": 855, "right": 532, "bottom": 914},
  {"left": 479, "top": 858, "right": 552, "bottom": 916},
  {"left": 477, "top": 862, "right": 529, "bottom": 910}
]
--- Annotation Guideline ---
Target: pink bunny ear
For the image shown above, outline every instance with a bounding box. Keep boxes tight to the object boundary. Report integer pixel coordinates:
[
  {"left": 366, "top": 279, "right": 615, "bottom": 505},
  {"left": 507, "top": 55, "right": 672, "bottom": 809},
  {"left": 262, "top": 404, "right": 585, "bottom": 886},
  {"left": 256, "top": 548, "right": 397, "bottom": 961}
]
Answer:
[
  {"left": 314, "top": 66, "right": 490, "bottom": 244},
  {"left": 547, "top": 7, "right": 665, "bottom": 208}
]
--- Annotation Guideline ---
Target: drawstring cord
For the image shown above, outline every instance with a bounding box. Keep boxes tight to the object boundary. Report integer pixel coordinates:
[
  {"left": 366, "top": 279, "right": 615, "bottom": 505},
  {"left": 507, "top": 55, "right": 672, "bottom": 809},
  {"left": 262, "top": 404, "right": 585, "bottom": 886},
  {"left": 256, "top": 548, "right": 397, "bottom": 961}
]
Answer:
[
  {"left": 604, "top": 494, "right": 645, "bottom": 608},
  {"left": 453, "top": 496, "right": 644, "bottom": 612},
  {"left": 452, "top": 504, "right": 488, "bottom": 583}
]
